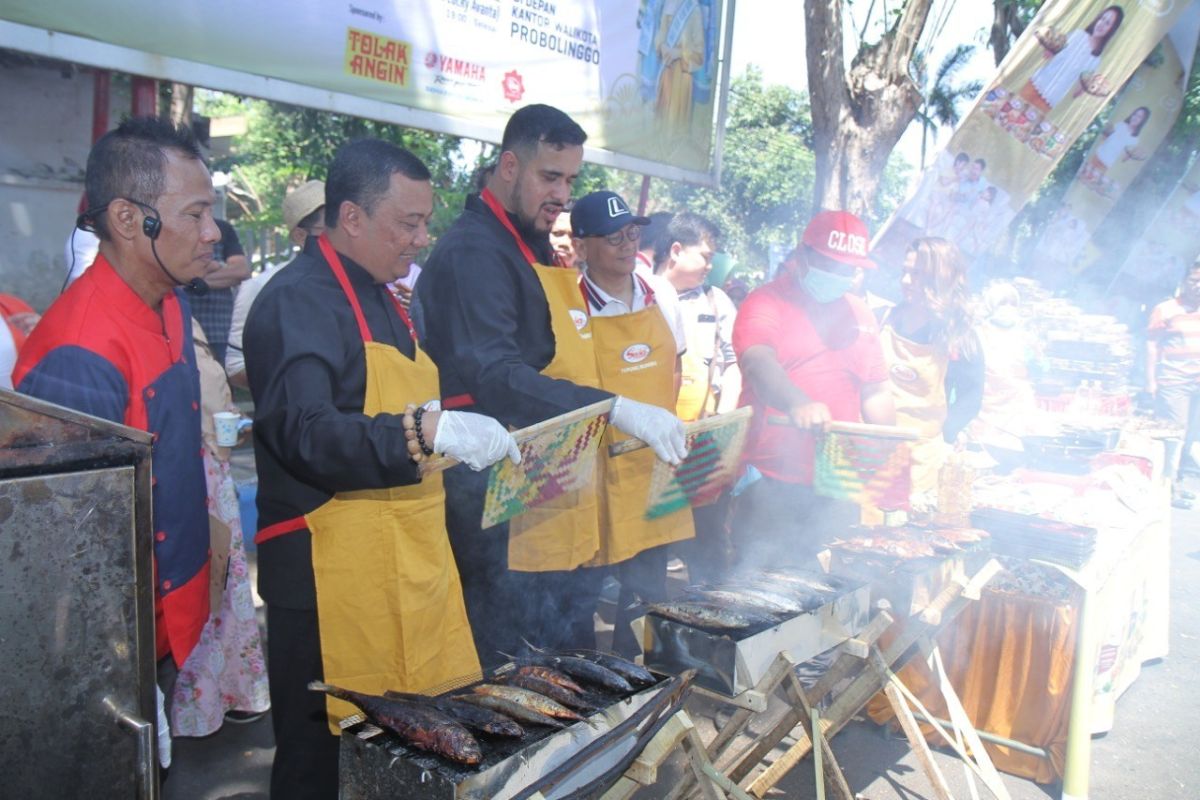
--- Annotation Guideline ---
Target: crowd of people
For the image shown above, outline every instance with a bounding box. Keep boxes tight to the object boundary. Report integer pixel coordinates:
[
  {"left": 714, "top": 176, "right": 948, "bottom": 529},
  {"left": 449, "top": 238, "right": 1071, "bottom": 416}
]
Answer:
[{"left": 3, "top": 100, "right": 1199, "bottom": 799}]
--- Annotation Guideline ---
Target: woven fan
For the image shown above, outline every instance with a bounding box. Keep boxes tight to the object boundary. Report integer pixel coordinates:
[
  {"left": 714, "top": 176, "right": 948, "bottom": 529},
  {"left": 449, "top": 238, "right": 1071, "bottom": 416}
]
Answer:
[
  {"left": 477, "top": 400, "right": 612, "bottom": 528},
  {"left": 630, "top": 408, "right": 753, "bottom": 520},
  {"left": 813, "top": 427, "right": 912, "bottom": 510}
]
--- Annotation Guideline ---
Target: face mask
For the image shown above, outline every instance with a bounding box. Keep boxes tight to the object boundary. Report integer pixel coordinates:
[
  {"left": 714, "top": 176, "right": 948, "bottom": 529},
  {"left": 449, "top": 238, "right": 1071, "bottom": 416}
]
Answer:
[{"left": 800, "top": 267, "right": 855, "bottom": 303}]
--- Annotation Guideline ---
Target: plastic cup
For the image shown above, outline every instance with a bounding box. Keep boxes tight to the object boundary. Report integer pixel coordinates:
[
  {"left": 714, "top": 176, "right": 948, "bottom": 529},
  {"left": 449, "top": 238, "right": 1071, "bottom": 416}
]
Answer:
[{"left": 214, "top": 411, "right": 240, "bottom": 447}]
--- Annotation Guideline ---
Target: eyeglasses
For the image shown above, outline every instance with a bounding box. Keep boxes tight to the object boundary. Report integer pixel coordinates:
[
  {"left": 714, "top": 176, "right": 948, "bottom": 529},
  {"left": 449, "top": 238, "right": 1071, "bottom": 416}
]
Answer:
[{"left": 596, "top": 226, "right": 642, "bottom": 247}]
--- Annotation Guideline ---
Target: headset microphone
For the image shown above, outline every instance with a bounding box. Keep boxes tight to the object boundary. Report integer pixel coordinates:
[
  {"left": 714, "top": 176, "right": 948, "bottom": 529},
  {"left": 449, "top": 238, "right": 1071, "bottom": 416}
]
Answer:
[{"left": 126, "top": 199, "right": 210, "bottom": 295}]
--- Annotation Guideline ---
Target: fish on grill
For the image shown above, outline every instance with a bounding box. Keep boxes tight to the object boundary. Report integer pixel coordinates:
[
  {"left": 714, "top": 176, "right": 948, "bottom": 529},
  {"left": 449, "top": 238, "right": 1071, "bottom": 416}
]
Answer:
[
  {"left": 563, "top": 650, "right": 657, "bottom": 688},
  {"left": 758, "top": 570, "right": 844, "bottom": 595},
  {"left": 452, "top": 693, "right": 567, "bottom": 729},
  {"left": 646, "top": 601, "right": 778, "bottom": 631},
  {"left": 308, "top": 682, "right": 482, "bottom": 764},
  {"left": 382, "top": 690, "right": 524, "bottom": 738},
  {"left": 515, "top": 654, "right": 634, "bottom": 694},
  {"left": 472, "top": 683, "right": 586, "bottom": 722},
  {"left": 498, "top": 673, "right": 596, "bottom": 712},
  {"left": 516, "top": 665, "right": 586, "bottom": 695}
]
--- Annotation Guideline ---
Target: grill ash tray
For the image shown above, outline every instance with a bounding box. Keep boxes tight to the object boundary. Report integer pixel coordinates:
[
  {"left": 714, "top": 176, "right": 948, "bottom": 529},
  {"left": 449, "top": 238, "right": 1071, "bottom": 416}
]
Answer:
[
  {"left": 338, "top": 675, "right": 674, "bottom": 800},
  {"left": 641, "top": 579, "right": 871, "bottom": 696}
]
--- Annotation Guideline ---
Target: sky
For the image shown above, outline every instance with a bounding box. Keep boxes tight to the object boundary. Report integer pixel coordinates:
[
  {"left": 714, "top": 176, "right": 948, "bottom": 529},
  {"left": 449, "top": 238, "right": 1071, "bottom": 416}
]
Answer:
[{"left": 729, "top": 0, "right": 999, "bottom": 184}]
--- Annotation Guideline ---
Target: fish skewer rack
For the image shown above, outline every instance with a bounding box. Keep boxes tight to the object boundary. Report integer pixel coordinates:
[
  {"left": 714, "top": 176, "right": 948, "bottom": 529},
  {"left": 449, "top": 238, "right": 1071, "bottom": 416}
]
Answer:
[{"left": 660, "top": 559, "right": 1005, "bottom": 800}]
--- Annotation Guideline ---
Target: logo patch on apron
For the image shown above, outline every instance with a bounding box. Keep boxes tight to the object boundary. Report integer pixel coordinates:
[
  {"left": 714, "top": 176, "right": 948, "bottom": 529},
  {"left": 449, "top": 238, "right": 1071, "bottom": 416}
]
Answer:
[
  {"left": 890, "top": 363, "right": 919, "bottom": 383},
  {"left": 569, "top": 308, "right": 588, "bottom": 331},
  {"left": 622, "top": 343, "right": 651, "bottom": 364}
]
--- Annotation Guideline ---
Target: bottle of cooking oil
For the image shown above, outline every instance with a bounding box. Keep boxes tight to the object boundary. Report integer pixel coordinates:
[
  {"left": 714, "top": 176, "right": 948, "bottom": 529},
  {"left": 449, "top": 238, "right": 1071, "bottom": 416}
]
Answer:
[{"left": 936, "top": 449, "right": 975, "bottom": 527}]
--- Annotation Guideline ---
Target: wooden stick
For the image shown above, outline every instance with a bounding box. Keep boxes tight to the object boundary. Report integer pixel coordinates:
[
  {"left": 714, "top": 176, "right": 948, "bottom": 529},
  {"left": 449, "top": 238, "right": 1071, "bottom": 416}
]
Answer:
[
  {"left": 767, "top": 414, "right": 920, "bottom": 440},
  {"left": 883, "top": 678, "right": 956, "bottom": 800},
  {"left": 421, "top": 398, "right": 615, "bottom": 475},
  {"left": 608, "top": 406, "right": 753, "bottom": 457}
]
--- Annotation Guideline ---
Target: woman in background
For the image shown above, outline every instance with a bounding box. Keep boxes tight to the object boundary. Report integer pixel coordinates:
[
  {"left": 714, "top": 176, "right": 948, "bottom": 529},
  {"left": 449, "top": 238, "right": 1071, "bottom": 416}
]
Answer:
[{"left": 879, "top": 238, "right": 984, "bottom": 504}]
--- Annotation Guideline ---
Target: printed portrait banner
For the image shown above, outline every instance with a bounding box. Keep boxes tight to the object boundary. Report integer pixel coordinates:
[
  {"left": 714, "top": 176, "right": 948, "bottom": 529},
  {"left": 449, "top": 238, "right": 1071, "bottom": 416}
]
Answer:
[
  {"left": 0, "top": 0, "right": 729, "bottom": 178},
  {"left": 875, "top": 0, "right": 1191, "bottom": 270},
  {"left": 1049, "top": 5, "right": 1200, "bottom": 275},
  {"left": 1110, "top": 155, "right": 1200, "bottom": 297}
]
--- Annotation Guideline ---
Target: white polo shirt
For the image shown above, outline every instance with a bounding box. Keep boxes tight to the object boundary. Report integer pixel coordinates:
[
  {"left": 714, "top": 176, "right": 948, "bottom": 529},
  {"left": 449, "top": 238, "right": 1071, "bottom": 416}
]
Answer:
[{"left": 580, "top": 267, "right": 687, "bottom": 356}]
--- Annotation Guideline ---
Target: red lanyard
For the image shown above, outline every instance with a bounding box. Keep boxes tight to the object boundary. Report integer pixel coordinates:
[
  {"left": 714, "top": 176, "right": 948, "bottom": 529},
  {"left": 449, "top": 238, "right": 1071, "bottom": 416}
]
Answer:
[
  {"left": 480, "top": 188, "right": 540, "bottom": 266},
  {"left": 318, "top": 234, "right": 418, "bottom": 344}
]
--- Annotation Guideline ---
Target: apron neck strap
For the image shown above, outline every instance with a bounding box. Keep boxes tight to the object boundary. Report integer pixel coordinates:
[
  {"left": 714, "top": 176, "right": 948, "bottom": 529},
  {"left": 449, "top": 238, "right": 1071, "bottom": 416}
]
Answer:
[
  {"left": 319, "top": 234, "right": 418, "bottom": 345},
  {"left": 480, "top": 188, "right": 540, "bottom": 267},
  {"left": 319, "top": 234, "right": 373, "bottom": 343}
]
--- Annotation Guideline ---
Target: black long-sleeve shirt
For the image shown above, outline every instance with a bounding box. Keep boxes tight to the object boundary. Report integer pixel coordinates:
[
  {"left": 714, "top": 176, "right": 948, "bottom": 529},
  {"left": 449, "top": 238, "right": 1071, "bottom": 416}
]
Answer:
[
  {"left": 244, "top": 237, "right": 424, "bottom": 608},
  {"left": 417, "top": 194, "right": 611, "bottom": 429}
]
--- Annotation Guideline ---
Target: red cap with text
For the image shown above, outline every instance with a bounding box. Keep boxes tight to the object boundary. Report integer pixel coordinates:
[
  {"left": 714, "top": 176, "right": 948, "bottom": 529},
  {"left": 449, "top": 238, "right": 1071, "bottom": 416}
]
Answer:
[{"left": 801, "top": 210, "right": 876, "bottom": 269}]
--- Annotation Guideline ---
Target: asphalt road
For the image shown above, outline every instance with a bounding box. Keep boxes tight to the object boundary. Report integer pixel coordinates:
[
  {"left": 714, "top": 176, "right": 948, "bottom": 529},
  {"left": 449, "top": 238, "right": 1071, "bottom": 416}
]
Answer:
[{"left": 166, "top": 492, "right": 1200, "bottom": 800}]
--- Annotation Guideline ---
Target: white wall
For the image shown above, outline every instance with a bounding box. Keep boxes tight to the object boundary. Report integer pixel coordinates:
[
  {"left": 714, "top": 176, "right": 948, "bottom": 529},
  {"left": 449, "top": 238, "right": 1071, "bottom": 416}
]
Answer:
[{"left": 0, "top": 59, "right": 127, "bottom": 311}]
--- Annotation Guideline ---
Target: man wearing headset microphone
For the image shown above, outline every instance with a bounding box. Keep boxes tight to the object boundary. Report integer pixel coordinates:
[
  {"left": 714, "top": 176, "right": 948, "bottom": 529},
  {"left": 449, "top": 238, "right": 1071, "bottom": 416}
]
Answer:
[{"left": 14, "top": 117, "right": 219, "bottom": 763}]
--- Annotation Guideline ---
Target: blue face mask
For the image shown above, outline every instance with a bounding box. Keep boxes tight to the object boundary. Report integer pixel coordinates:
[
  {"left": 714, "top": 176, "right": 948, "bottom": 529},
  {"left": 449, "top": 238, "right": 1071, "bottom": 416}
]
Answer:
[{"left": 800, "top": 267, "right": 855, "bottom": 303}]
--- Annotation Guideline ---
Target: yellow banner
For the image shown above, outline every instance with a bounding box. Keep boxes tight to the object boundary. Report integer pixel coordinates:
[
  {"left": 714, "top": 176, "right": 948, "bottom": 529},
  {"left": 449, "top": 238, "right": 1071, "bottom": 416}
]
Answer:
[{"left": 876, "top": 0, "right": 1190, "bottom": 268}]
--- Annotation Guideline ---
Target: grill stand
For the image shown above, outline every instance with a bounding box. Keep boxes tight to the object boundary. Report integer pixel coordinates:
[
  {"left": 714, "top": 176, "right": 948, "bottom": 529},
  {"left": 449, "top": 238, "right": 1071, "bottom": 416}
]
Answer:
[
  {"left": 656, "top": 559, "right": 1004, "bottom": 800},
  {"left": 599, "top": 711, "right": 745, "bottom": 800}
]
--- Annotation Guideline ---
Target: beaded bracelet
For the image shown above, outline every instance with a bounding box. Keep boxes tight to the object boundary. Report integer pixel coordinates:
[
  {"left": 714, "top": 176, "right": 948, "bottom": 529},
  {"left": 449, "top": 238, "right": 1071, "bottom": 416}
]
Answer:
[
  {"left": 413, "top": 406, "right": 435, "bottom": 457},
  {"left": 401, "top": 404, "right": 424, "bottom": 464}
]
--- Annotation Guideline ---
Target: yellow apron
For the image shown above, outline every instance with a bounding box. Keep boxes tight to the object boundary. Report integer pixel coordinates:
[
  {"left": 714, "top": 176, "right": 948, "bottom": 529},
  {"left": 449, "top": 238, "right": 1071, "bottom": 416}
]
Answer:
[
  {"left": 506, "top": 262, "right": 604, "bottom": 572},
  {"left": 588, "top": 304, "right": 695, "bottom": 566},
  {"left": 676, "top": 289, "right": 720, "bottom": 422},
  {"left": 307, "top": 235, "right": 481, "bottom": 730},
  {"left": 880, "top": 322, "right": 950, "bottom": 496}
]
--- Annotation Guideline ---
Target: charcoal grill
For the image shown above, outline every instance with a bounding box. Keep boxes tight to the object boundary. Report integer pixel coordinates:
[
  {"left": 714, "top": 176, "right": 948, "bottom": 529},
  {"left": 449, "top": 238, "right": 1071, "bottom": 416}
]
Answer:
[
  {"left": 338, "top": 671, "right": 690, "bottom": 800},
  {"left": 640, "top": 573, "right": 872, "bottom": 696},
  {"left": 823, "top": 538, "right": 991, "bottom": 618}
]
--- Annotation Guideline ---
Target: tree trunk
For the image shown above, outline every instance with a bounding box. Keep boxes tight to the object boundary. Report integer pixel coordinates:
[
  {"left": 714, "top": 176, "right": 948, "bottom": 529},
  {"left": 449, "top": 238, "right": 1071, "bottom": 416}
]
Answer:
[
  {"left": 806, "top": 0, "right": 935, "bottom": 217},
  {"left": 989, "top": 1, "right": 1029, "bottom": 67},
  {"left": 169, "top": 83, "right": 193, "bottom": 126}
]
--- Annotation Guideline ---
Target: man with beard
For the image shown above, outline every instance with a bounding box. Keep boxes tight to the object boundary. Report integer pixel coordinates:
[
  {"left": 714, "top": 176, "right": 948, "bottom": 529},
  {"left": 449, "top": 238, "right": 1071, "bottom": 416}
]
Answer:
[{"left": 418, "top": 104, "right": 687, "bottom": 663}]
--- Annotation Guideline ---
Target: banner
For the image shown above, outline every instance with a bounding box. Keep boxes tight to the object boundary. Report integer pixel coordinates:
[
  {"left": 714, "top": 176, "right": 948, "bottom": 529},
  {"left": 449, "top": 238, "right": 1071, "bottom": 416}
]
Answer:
[
  {"left": 1046, "top": 6, "right": 1200, "bottom": 274},
  {"left": 875, "top": 0, "right": 1191, "bottom": 269},
  {"left": 1109, "top": 155, "right": 1200, "bottom": 300},
  {"left": 0, "top": 0, "right": 728, "bottom": 178}
]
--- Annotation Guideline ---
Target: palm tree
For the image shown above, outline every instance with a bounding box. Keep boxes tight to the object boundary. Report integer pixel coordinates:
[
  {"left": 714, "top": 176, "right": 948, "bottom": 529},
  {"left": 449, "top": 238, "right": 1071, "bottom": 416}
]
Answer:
[{"left": 913, "top": 44, "right": 984, "bottom": 170}]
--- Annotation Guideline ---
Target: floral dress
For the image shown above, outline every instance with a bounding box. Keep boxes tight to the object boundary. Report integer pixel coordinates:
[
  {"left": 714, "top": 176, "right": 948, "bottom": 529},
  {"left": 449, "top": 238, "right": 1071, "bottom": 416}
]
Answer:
[{"left": 170, "top": 321, "right": 270, "bottom": 737}]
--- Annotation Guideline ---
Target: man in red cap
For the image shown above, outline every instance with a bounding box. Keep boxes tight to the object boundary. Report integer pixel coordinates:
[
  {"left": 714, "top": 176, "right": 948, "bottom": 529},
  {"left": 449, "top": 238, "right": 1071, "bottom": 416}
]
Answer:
[{"left": 730, "top": 210, "right": 895, "bottom": 568}]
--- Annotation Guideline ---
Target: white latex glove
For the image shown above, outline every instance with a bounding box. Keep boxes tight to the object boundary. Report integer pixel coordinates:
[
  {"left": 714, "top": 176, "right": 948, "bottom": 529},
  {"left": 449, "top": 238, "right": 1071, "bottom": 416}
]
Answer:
[
  {"left": 434, "top": 410, "right": 522, "bottom": 471},
  {"left": 610, "top": 396, "right": 688, "bottom": 465}
]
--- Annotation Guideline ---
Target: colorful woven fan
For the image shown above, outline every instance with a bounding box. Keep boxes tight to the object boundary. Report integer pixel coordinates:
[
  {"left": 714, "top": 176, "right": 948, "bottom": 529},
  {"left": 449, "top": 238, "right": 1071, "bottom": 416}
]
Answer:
[
  {"left": 643, "top": 408, "right": 752, "bottom": 520},
  {"left": 813, "top": 429, "right": 912, "bottom": 510},
  {"left": 481, "top": 400, "right": 612, "bottom": 528}
]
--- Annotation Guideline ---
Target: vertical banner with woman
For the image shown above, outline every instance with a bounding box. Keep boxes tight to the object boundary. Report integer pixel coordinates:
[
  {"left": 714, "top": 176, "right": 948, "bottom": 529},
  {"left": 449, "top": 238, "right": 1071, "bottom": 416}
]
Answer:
[
  {"left": 1109, "top": 156, "right": 1200, "bottom": 304},
  {"left": 1046, "top": 6, "right": 1200, "bottom": 275},
  {"left": 874, "top": 0, "right": 1191, "bottom": 271}
]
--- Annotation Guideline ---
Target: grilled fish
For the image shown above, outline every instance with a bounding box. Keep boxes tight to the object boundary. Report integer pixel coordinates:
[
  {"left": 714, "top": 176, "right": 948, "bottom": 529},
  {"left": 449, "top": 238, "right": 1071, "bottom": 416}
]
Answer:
[
  {"left": 517, "top": 654, "right": 633, "bottom": 694},
  {"left": 382, "top": 691, "right": 524, "bottom": 738},
  {"left": 691, "top": 587, "right": 801, "bottom": 618},
  {"left": 308, "top": 682, "right": 482, "bottom": 764},
  {"left": 647, "top": 601, "right": 776, "bottom": 631},
  {"left": 499, "top": 674, "right": 595, "bottom": 712},
  {"left": 516, "top": 665, "right": 586, "bottom": 694},
  {"left": 564, "top": 650, "right": 657, "bottom": 687},
  {"left": 453, "top": 693, "right": 566, "bottom": 729},
  {"left": 472, "top": 684, "right": 585, "bottom": 722}
]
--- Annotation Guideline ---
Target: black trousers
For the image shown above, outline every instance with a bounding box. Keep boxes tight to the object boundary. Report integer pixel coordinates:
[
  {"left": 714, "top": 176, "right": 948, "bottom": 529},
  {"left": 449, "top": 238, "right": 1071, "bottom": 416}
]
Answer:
[
  {"left": 678, "top": 491, "right": 733, "bottom": 586},
  {"left": 266, "top": 604, "right": 339, "bottom": 800},
  {"left": 612, "top": 544, "right": 670, "bottom": 658},
  {"left": 444, "top": 465, "right": 527, "bottom": 667},
  {"left": 520, "top": 565, "right": 607, "bottom": 652}
]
